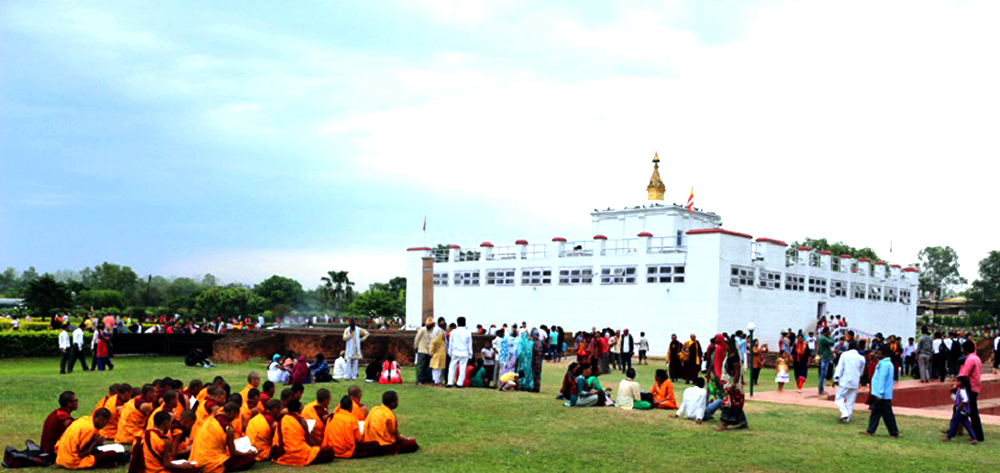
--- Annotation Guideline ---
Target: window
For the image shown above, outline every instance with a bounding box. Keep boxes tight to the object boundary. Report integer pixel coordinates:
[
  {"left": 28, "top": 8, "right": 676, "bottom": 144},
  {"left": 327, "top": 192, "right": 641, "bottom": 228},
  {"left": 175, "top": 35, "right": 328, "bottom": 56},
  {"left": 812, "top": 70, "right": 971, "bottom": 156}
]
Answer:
[
  {"left": 521, "top": 267, "right": 552, "bottom": 286},
  {"left": 485, "top": 268, "right": 515, "bottom": 286},
  {"left": 433, "top": 272, "right": 449, "bottom": 287},
  {"left": 757, "top": 270, "right": 780, "bottom": 289},
  {"left": 868, "top": 285, "right": 882, "bottom": 301},
  {"left": 785, "top": 274, "right": 805, "bottom": 291},
  {"left": 900, "top": 289, "right": 912, "bottom": 305},
  {"left": 808, "top": 276, "right": 827, "bottom": 294},
  {"left": 851, "top": 283, "right": 866, "bottom": 299},
  {"left": 454, "top": 270, "right": 480, "bottom": 287},
  {"left": 831, "top": 280, "right": 847, "bottom": 298},
  {"left": 730, "top": 265, "right": 755, "bottom": 286},
  {"left": 646, "top": 264, "right": 686, "bottom": 283},
  {"left": 559, "top": 267, "right": 593, "bottom": 285},
  {"left": 884, "top": 287, "right": 898, "bottom": 303},
  {"left": 600, "top": 266, "right": 637, "bottom": 285}
]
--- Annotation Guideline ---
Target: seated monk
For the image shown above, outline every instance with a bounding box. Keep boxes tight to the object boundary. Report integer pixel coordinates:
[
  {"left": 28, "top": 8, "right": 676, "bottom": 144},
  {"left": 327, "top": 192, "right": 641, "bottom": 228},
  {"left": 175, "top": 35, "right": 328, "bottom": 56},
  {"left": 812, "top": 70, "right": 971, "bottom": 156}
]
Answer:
[
  {"left": 189, "top": 402, "right": 256, "bottom": 473},
  {"left": 147, "top": 390, "right": 180, "bottom": 430},
  {"left": 650, "top": 369, "right": 678, "bottom": 410},
  {"left": 323, "top": 396, "right": 380, "bottom": 458},
  {"left": 257, "top": 382, "right": 275, "bottom": 413},
  {"left": 90, "top": 384, "right": 117, "bottom": 420},
  {"left": 185, "top": 380, "right": 203, "bottom": 410},
  {"left": 240, "top": 390, "right": 260, "bottom": 435},
  {"left": 362, "top": 391, "right": 419, "bottom": 456},
  {"left": 245, "top": 401, "right": 281, "bottom": 461},
  {"left": 170, "top": 410, "right": 197, "bottom": 459},
  {"left": 192, "top": 387, "right": 226, "bottom": 440},
  {"left": 134, "top": 411, "right": 197, "bottom": 473},
  {"left": 116, "top": 384, "right": 157, "bottom": 444},
  {"left": 238, "top": 372, "right": 261, "bottom": 410},
  {"left": 333, "top": 386, "right": 367, "bottom": 422},
  {"left": 196, "top": 377, "right": 226, "bottom": 405},
  {"left": 170, "top": 380, "right": 188, "bottom": 417},
  {"left": 94, "top": 384, "right": 131, "bottom": 441},
  {"left": 227, "top": 394, "right": 245, "bottom": 437},
  {"left": 301, "top": 388, "right": 332, "bottom": 444},
  {"left": 55, "top": 408, "right": 121, "bottom": 469},
  {"left": 272, "top": 400, "right": 335, "bottom": 466},
  {"left": 42, "top": 391, "right": 78, "bottom": 455}
]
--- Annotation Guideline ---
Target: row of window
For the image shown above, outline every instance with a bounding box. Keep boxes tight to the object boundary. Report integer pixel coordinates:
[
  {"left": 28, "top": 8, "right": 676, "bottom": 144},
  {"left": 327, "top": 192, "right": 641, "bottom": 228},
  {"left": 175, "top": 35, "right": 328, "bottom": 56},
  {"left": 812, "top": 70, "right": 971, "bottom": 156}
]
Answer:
[
  {"left": 432, "top": 264, "right": 686, "bottom": 287},
  {"left": 730, "top": 265, "right": 912, "bottom": 304}
]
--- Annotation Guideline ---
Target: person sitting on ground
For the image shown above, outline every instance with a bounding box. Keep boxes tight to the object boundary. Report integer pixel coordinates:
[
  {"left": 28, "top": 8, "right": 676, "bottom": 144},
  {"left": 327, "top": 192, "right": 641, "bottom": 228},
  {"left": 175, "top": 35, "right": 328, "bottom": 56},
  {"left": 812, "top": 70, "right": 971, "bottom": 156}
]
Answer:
[
  {"left": 469, "top": 358, "right": 489, "bottom": 388},
  {"left": 289, "top": 356, "right": 310, "bottom": 385},
  {"left": 267, "top": 355, "right": 290, "bottom": 385},
  {"left": 42, "top": 391, "right": 78, "bottom": 455},
  {"left": 558, "top": 362, "right": 579, "bottom": 400},
  {"left": 238, "top": 373, "right": 261, "bottom": 408},
  {"left": 257, "top": 382, "right": 274, "bottom": 410},
  {"left": 616, "top": 368, "right": 651, "bottom": 410},
  {"left": 185, "top": 348, "right": 215, "bottom": 368},
  {"left": 147, "top": 390, "right": 180, "bottom": 430},
  {"left": 364, "top": 358, "right": 381, "bottom": 383},
  {"left": 650, "top": 369, "right": 678, "bottom": 410},
  {"left": 189, "top": 402, "right": 256, "bottom": 473},
  {"left": 379, "top": 354, "right": 403, "bottom": 384},
  {"left": 192, "top": 387, "right": 226, "bottom": 439},
  {"left": 245, "top": 400, "right": 281, "bottom": 461},
  {"left": 323, "top": 395, "right": 381, "bottom": 459},
  {"left": 332, "top": 351, "right": 348, "bottom": 382},
  {"left": 362, "top": 391, "right": 419, "bottom": 456},
  {"left": 333, "top": 386, "right": 368, "bottom": 421},
  {"left": 273, "top": 400, "right": 335, "bottom": 466},
  {"left": 290, "top": 383, "right": 305, "bottom": 402},
  {"left": 93, "top": 384, "right": 128, "bottom": 440},
  {"left": 227, "top": 394, "right": 245, "bottom": 437},
  {"left": 116, "top": 384, "right": 157, "bottom": 444},
  {"left": 56, "top": 408, "right": 122, "bottom": 469},
  {"left": 240, "top": 390, "right": 260, "bottom": 433},
  {"left": 301, "top": 388, "right": 332, "bottom": 444},
  {"left": 673, "top": 377, "right": 708, "bottom": 424},
  {"left": 172, "top": 410, "right": 198, "bottom": 459},
  {"left": 135, "top": 411, "right": 198, "bottom": 473},
  {"left": 566, "top": 364, "right": 604, "bottom": 407},
  {"left": 309, "top": 354, "right": 332, "bottom": 383},
  {"left": 498, "top": 371, "right": 520, "bottom": 392}
]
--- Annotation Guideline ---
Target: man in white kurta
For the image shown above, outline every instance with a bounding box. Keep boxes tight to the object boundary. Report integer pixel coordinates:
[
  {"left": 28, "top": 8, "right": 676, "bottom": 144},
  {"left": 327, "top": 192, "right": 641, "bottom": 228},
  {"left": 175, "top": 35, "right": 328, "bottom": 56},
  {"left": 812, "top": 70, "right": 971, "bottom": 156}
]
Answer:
[
  {"left": 446, "top": 317, "right": 473, "bottom": 388},
  {"left": 343, "top": 320, "right": 370, "bottom": 380},
  {"left": 833, "top": 341, "right": 867, "bottom": 422}
]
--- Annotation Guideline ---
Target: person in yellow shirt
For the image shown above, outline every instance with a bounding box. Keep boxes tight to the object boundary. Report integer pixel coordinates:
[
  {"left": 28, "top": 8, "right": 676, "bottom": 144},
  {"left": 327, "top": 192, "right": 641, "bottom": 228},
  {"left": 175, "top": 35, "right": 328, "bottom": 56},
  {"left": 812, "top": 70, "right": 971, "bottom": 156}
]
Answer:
[
  {"left": 300, "top": 388, "right": 332, "bottom": 444},
  {"left": 55, "top": 408, "right": 122, "bottom": 469},
  {"left": 323, "top": 396, "right": 380, "bottom": 458},
  {"left": 244, "top": 401, "right": 280, "bottom": 461},
  {"left": 135, "top": 411, "right": 197, "bottom": 473},
  {"left": 272, "top": 400, "right": 335, "bottom": 466},
  {"left": 332, "top": 386, "right": 367, "bottom": 422},
  {"left": 362, "top": 391, "right": 418, "bottom": 456},
  {"left": 189, "top": 402, "right": 255, "bottom": 473}
]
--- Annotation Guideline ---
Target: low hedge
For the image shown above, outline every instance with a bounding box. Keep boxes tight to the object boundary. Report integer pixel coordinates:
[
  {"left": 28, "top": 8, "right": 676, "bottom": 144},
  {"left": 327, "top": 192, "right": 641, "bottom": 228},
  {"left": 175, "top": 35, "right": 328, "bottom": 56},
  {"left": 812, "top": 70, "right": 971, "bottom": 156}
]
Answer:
[
  {"left": 0, "top": 320, "right": 63, "bottom": 331},
  {"left": 0, "top": 331, "right": 93, "bottom": 358}
]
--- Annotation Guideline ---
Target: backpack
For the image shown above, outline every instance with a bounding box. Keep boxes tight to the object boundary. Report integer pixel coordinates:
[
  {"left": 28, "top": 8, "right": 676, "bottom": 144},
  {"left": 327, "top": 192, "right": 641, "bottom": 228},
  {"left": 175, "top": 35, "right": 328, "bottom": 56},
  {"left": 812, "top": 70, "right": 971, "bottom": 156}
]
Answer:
[{"left": 2, "top": 441, "right": 50, "bottom": 468}]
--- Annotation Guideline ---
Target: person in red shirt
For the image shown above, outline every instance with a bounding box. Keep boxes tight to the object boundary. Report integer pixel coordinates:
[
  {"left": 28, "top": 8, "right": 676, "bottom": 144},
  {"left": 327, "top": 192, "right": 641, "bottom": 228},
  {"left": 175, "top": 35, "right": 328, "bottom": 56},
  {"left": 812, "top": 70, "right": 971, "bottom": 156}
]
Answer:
[
  {"left": 41, "top": 391, "right": 78, "bottom": 455},
  {"left": 958, "top": 340, "right": 984, "bottom": 442}
]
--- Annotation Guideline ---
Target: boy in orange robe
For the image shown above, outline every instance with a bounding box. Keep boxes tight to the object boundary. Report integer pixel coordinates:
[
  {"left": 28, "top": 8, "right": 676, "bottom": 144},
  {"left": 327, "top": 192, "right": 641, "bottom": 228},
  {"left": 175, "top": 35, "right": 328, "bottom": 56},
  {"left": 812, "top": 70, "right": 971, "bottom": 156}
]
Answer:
[
  {"left": 227, "top": 394, "right": 245, "bottom": 437},
  {"left": 245, "top": 401, "right": 281, "bottom": 461},
  {"left": 362, "top": 391, "right": 419, "bottom": 456},
  {"left": 147, "top": 390, "right": 180, "bottom": 429},
  {"left": 170, "top": 410, "right": 197, "bottom": 460},
  {"left": 651, "top": 369, "right": 678, "bottom": 409},
  {"left": 333, "top": 386, "right": 367, "bottom": 422},
  {"left": 135, "top": 411, "right": 197, "bottom": 473},
  {"left": 238, "top": 372, "right": 260, "bottom": 409},
  {"left": 300, "top": 388, "right": 332, "bottom": 444},
  {"left": 55, "top": 408, "right": 121, "bottom": 469},
  {"left": 272, "top": 400, "right": 335, "bottom": 466},
  {"left": 323, "top": 396, "right": 380, "bottom": 458},
  {"left": 116, "top": 384, "right": 156, "bottom": 444},
  {"left": 189, "top": 402, "right": 255, "bottom": 473},
  {"left": 94, "top": 384, "right": 131, "bottom": 440},
  {"left": 240, "top": 389, "right": 260, "bottom": 435},
  {"left": 192, "top": 387, "right": 226, "bottom": 440}
]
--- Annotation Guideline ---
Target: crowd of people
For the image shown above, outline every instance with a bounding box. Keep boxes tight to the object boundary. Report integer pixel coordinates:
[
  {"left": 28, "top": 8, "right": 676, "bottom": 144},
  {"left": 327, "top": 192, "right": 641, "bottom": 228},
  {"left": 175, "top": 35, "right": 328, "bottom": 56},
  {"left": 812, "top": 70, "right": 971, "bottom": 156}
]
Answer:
[{"left": 38, "top": 372, "right": 419, "bottom": 471}]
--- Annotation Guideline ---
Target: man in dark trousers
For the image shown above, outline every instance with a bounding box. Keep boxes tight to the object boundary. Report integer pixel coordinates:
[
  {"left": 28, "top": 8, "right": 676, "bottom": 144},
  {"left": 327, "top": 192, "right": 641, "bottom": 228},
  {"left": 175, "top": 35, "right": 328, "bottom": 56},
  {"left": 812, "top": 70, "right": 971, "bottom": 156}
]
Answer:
[
  {"left": 620, "top": 329, "right": 635, "bottom": 374},
  {"left": 958, "top": 340, "right": 984, "bottom": 442}
]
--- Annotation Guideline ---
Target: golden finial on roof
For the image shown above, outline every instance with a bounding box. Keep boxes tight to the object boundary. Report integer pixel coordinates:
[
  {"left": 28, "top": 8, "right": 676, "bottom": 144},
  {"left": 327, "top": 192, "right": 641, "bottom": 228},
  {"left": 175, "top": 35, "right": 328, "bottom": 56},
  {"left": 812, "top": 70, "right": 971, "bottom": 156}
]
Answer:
[{"left": 647, "top": 152, "right": 665, "bottom": 201}]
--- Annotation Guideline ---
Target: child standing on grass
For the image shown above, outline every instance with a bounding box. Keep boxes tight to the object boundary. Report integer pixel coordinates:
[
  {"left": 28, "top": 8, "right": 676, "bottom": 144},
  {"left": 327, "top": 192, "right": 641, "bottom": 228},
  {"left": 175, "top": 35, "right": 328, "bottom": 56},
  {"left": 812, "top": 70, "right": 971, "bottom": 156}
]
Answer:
[
  {"left": 943, "top": 376, "right": 977, "bottom": 444},
  {"left": 775, "top": 352, "right": 790, "bottom": 392}
]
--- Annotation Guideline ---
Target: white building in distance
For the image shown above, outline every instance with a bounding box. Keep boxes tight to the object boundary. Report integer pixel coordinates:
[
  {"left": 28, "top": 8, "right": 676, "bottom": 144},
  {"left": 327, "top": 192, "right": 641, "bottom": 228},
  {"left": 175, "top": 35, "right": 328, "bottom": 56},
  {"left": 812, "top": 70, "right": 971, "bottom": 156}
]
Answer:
[{"left": 405, "top": 153, "right": 918, "bottom": 356}]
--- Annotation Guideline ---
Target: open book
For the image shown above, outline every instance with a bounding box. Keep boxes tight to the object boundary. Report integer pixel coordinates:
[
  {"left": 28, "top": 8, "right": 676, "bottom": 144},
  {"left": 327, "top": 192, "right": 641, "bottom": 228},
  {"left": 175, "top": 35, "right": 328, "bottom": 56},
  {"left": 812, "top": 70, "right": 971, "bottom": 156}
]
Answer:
[
  {"left": 96, "top": 444, "right": 125, "bottom": 453},
  {"left": 171, "top": 460, "right": 197, "bottom": 466},
  {"left": 358, "top": 421, "right": 365, "bottom": 435},
  {"left": 189, "top": 397, "right": 197, "bottom": 409},
  {"left": 305, "top": 419, "right": 316, "bottom": 432},
  {"left": 234, "top": 436, "right": 257, "bottom": 454}
]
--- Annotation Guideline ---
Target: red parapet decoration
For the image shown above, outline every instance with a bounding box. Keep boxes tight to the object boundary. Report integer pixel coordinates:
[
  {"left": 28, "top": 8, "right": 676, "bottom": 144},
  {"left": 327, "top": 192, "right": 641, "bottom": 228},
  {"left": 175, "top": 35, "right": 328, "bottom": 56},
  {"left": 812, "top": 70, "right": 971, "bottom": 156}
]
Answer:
[
  {"left": 797, "top": 246, "right": 812, "bottom": 251},
  {"left": 840, "top": 254, "right": 853, "bottom": 258},
  {"left": 819, "top": 250, "right": 832, "bottom": 255},
  {"left": 551, "top": 237, "right": 567, "bottom": 242},
  {"left": 447, "top": 244, "right": 461, "bottom": 249},
  {"left": 876, "top": 261, "right": 886, "bottom": 265},
  {"left": 593, "top": 234, "right": 608, "bottom": 240},
  {"left": 515, "top": 239, "right": 529, "bottom": 245},
  {"left": 755, "top": 237, "right": 787, "bottom": 246},
  {"left": 480, "top": 241, "right": 494, "bottom": 248},
  {"left": 858, "top": 257, "right": 871, "bottom": 262},
  {"left": 891, "top": 264, "right": 902, "bottom": 268},
  {"left": 686, "top": 228, "right": 753, "bottom": 239},
  {"left": 407, "top": 247, "right": 431, "bottom": 251},
  {"left": 637, "top": 231, "right": 654, "bottom": 237},
  {"left": 903, "top": 267, "right": 919, "bottom": 273}
]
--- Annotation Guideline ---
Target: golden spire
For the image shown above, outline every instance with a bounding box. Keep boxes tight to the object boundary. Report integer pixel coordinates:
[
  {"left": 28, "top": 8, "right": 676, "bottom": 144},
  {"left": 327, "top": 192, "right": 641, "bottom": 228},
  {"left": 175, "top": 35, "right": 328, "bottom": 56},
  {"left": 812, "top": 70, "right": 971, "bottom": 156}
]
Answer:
[{"left": 647, "top": 152, "right": 665, "bottom": 201}]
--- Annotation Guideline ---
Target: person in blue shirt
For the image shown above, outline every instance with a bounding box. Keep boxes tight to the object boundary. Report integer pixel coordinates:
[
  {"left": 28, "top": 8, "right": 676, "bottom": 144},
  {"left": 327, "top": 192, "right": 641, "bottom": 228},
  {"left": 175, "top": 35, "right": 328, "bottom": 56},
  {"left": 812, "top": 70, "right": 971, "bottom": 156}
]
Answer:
[{"left": 861, "top": 345, "right": 899, "bottom": 438}]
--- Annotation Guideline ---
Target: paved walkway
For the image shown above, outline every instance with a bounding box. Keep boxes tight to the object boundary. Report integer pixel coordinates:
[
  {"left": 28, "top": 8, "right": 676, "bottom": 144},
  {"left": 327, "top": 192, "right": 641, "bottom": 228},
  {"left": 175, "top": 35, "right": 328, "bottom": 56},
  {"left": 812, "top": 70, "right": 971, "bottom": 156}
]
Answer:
[{"left": 750, "top": 373, "right": 1000, "bottom": 425}]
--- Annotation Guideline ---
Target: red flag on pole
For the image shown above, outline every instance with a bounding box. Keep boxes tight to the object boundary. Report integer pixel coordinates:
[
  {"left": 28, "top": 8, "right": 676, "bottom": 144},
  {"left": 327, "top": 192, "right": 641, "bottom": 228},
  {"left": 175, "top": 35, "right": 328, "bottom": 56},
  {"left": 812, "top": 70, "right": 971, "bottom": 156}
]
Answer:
[{"left": 685, "top": 188, "right": 694, "bottom": 215}]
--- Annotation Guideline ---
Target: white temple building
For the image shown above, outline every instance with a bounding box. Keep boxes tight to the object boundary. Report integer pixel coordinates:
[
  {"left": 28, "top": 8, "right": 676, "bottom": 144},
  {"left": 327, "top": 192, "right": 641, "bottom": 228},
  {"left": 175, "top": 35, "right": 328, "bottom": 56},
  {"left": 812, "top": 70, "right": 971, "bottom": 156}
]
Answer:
[{"left": 405, "top": 153, "right": 918, "bottom": 356}]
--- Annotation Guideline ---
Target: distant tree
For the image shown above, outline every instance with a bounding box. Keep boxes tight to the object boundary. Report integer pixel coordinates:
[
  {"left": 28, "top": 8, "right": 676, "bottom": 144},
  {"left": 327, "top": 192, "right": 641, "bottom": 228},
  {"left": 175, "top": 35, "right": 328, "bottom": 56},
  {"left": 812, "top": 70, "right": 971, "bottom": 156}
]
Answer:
[
  {"left": 916, "top": 246, "right": 967, "bottom": 299},
  {"left": 164, "top": 277, "right": 204, "bottom": 311},
  {"left": 968, "top": 250, "right": 1000, "bottom": 322},
  {"left": 77, "top": 289, "right": 127, "bottom": 310},
  {"left": 201, "top": 273, "right": 218, "bottom": 288},
  {"left": 23, "top": 274, "right": 73, "bottom": 319},
  {"left": 81, "top": 262, "right": 140, "bottom": 303},
  {"left": 349, "top": 288, "right": 401, "bottom": 320},
  {"left": 787, "top": 238, "right": 881, "bottom": 272},
  {"left": 0, "top": 267, "right": 21, "bottom": 297},
  {"left": 321, "top": 271, "right": 355, "bottom": 316},
  {"left": 194, "top": 286, "right": 266, "bottom": 320},
  {"left": 387, "top": 276, "right": 406, "bottom": 294},
  {"left": 254, "top": 275, "right": 304, "bottom": 309}
]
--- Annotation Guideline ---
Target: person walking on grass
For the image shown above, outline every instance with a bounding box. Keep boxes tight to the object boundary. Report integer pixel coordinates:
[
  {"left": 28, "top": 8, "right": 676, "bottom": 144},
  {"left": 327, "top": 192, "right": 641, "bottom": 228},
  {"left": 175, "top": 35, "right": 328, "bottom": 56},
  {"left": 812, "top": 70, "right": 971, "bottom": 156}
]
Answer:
[
  {"left": 816, "top": 328, "right": 833, "bottom": 395},
  {"left": 59, "top": 324, "right": 73, "bottom": 374},
  {"left": 942, "top": 376, "right": 977, "bottom": 444},
  {"left": 957, "top": 340, "right": 984, "bottom": 442},
  {"left": 638, "top": 332, "right": 649, "bottom": 365},
  {"left": 861, "top": 345, "right": 899, "bottom": 439},
  {"left": 834, "top": 340, "right": 866, "bottom": 423}
]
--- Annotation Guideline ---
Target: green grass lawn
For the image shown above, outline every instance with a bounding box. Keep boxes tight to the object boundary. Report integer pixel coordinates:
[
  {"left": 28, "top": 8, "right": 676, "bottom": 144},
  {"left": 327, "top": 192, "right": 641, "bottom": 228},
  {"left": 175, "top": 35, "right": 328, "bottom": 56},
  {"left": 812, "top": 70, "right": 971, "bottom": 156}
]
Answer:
[{"left": 2, "top": 357, "right": 995, "bottom": 473}]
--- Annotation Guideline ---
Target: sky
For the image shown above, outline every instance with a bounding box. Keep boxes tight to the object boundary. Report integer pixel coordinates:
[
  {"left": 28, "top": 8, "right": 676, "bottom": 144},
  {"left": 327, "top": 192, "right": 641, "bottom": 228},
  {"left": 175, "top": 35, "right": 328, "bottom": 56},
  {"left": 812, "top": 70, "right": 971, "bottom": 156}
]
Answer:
[{"left": 2, "top": 0, "right": 999, "bottom": 290}]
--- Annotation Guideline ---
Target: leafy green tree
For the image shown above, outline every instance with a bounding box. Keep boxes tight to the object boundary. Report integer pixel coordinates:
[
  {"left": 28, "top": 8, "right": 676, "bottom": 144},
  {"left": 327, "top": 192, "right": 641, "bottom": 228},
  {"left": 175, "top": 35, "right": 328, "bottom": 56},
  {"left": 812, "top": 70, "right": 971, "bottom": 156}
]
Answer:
[
  {"left": 194, "top": 286, "right": 266, "bottom": 320},
  {"left": 77, "top": 289, "right": 127, "bottom": 310},
  {"left": 787, "top": 238, "right": 881, "bottom": 273},
  {"left": 81, "top": 262, "right": 140, "bottom": 303},
  {"left": 916, "top": 246, "right": 967, "bottom": 299},
  {"left": 968, "top": 250, "right": 1000, "bottom": 322},
  {"left": 321, "top": 271, "right": 355, "bottom": 315},
  {"left": 253, "top": 275, "right": 304, "bottom": 309},
  {"left": 23, "top": 274, "right": 73, "bottom": 318},
  {"left": 0, "top": 267, "right": 21, "bottom": 297},
  {"left": 349, "top": 288, "right": 402, "bottom": 320},
  {"left": 164, "top": 277, "right": 204, "bottom": 311},
  {"left": 201, "top": 274, "right": 218, "bottom": 287}
]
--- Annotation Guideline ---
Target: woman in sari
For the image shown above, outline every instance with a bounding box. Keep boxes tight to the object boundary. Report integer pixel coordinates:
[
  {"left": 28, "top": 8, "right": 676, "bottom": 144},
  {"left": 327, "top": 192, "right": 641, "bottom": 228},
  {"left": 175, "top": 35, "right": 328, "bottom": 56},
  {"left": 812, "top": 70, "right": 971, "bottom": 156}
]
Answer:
[
  {"left": 500, "top": 329, "right": 518, "bottom": 378},
  {"left": 516, "top": 333, "right": 535, "bottom": 391},
  {"left": 290, "top": 355, "right": 310, "bottom": 384},
  {"left": 792, "top": 334, "right": 811, "bottom": 392},
  {"left": 717, "top": 337, "right": 748, "bottom": 431}
]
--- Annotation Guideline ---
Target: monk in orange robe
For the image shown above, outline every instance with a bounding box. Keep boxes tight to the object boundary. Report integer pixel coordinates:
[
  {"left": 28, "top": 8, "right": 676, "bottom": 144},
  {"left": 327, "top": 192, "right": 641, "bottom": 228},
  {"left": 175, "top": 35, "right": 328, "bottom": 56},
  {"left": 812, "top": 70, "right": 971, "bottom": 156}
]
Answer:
[
  {"left": 650, "top": 369, "right": 678, "bottom": 409},
  {"left": 94, "top": 384, "right": 131, "bottom": 440},
  {"left": 90, "top": 384, "right": 118, "bottom": 418},
  {"left": 238, "top": 372, "right": 260, "bottom": 410},
  {"left": 333, "top": 386, "right": 367, "bottom": 422},
  {"left": 189, "top": 402, "right": 255, "bottom": 473},
  {"left": 362, "top": 391, "right": 419, "bottom": 456},
  {"left": 272, "top": 400, "right": 335, "bottom": 466},
  {"left": 196, "top": 377, "right": 226, "bottom": 405},
  {"left": 134, "top": 411, "right": 197, "bottom": 473},
  {"left": 192, "top": 387, "right": 226, "bottom": 440},
  {"left": 55, "top": 408, "right": 120, "bottom": 469},
  {"left": 300, "top": 388, "right": 332, "bottom": 444},
  {"left": 257, "top": 382, "right": 275, "bottom": 413},
  {"left": 41, "top": 391, "right": 78, "bottom": 455},
  {"left": 147, "top": 390, "right": 180, "bottom": 430},
  {"left": 323, "top": 396, "right": 380, "bottom": 458},
  {"left": 240, "top": 389, "right": 260, "bottom": 435},
  {"left": 184, "top": 380, "right": 203, "bottom": 409},
  {"left": 170, "top": 410, "right": 197, "bottom": 460},
  {"left": 116, "top": 384, "right": 157, "bottom": 444},
  {"left": 245, "top": 400, "right": 280, "bottom": 461}
]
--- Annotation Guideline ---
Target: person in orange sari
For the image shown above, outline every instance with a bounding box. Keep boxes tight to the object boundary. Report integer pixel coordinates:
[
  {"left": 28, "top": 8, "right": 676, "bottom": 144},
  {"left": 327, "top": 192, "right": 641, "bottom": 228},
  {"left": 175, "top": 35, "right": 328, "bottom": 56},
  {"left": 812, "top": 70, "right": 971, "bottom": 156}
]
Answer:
[
  {"left": 94, "top": 384, "right": 131, "bottom": 440},
  {"left": 55, "top": 408, "right": 120, "bottom": 469},
  {"left": 272, "top": 400, "right": 335, "bottom": 466},
  {"left": 238, "top": 373, "right": 261, "bottom": 410},
  {"left": 362, "top": 391, "right": 419, "bottom": 456},
  {"left": 650, "top": 369, "right": 678, "bottom": 409},
  {"left": 240, "top": 390, "right": 260, "bottom": 435},
  {"left": 333, "top": 386, "right": 367, "bottom": 422},
  {"left": 192, "top": 387, "right": 226, "bottom": 440},
  {"left": 301, "top": 389, "right": 332, "bottom": 444},
  {"left": 116, "top": 384, "right": 156, "bottom": 444},
  {"left": 189, "top": 402, "right": 256, "bottom": 473},
  {"left": 323, "top": 396, "right": 380, "bottom": 458},
  {"left": 134, "top": 411, "right": 197, "bottom": 473},
  {"left": 41, "top": 391, "right": 78, "bottom": 455},
  {"left": 148, "top": 390, "right": 180, "bottom": 429},
  {"left": 245, "top": 401, "right": 281, "bottom": 461}
]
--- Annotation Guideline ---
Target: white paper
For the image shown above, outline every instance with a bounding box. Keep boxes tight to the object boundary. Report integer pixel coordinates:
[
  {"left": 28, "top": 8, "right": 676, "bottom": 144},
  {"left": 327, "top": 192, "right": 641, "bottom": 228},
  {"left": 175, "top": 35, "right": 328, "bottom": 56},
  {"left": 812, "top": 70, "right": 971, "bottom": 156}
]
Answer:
[
  {"left": 189, "top": 397, "right": 197, "bottom": 409},
  {"left": 358, "top": 421, "right": 365, "bottom": 434},
  {"left": 171, "top": 460, "right": 197, "bottom": 466},
  {"left": 97, "top": 444, "right": 125, "bottom": 453},
  {"left": 305, "top": 419, "right": 316, "bottom": 432},
  {"left": 233, "top": 436, "right": 256, "bottom": 454}
]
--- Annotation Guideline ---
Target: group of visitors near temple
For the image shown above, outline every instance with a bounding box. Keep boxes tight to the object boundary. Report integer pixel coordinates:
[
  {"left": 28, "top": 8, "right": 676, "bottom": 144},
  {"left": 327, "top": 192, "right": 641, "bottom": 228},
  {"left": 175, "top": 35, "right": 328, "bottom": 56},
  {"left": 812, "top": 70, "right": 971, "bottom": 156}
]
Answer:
[{"left": 38, "top": 371, "right": 418, "bottom": 471}]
